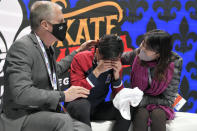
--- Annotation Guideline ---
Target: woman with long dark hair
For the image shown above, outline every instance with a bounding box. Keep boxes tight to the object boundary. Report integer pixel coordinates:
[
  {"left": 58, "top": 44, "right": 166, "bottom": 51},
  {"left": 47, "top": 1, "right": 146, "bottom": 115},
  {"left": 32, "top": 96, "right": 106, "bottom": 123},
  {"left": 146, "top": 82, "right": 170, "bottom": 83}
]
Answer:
[{"left": 121, "top": 29, "right": 183, "bottom": 131}]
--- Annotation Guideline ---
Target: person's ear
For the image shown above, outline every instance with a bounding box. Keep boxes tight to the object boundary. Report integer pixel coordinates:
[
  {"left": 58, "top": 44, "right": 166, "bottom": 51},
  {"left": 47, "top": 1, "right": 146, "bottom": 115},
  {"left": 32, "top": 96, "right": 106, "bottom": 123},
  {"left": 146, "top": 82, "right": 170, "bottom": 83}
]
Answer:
[{"left": 40, "top": 20, "right": 50, "bottom": 30}]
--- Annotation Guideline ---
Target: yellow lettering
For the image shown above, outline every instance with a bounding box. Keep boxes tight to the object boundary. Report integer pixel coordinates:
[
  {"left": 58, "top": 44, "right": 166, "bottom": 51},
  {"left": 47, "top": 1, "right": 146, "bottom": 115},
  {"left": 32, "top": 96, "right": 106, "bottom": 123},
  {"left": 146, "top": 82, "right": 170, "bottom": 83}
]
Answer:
[
  {"left": 75, "top": 18, "right": 90, "bottom": 45},
  {"left": 63, "top": 15, "right": 119, "bottom": 46},
  {"left": 56, "top": 41, "right": 63, "bottom": 47},
  {"left": 106, "top": 15, "right": 117, "bottom": 34},
  {"left": 66, "top": 19, "right": 77, "bottom": 45},
  {"left": 90, "top": 17, "right": 105, "bottom": 40}
]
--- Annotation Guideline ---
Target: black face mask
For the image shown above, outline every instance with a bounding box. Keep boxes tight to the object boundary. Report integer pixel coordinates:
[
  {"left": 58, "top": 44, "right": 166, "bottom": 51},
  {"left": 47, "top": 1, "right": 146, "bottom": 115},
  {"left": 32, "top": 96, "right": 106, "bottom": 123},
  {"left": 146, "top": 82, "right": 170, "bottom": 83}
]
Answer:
[{"left": 51, "top": 22, "right": 67, "bottom": 41}]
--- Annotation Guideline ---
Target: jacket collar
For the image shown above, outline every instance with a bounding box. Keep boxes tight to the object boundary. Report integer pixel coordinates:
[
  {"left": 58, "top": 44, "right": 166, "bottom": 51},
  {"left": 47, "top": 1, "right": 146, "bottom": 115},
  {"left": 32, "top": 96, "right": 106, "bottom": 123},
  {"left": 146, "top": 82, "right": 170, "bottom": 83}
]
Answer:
[
  {"left": 28, "top": 31, "right": 39, "bottom": 45},
  {"left": 28, "top": 31, "right": 55, "bottom": 54}
]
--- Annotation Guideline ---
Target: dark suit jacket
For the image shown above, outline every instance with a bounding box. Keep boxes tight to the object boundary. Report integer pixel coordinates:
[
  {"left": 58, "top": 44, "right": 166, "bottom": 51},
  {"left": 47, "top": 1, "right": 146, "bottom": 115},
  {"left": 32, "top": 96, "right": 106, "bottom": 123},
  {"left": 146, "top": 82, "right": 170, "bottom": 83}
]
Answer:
[{"left": 1, "top": 33, "right": 77, "bottom": 130}]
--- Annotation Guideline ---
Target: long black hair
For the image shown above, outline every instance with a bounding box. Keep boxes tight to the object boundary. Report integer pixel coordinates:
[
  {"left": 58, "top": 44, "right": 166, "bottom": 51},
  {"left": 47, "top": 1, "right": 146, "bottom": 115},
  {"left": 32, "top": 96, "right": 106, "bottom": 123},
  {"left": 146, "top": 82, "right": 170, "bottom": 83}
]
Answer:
[{"left": 143, "top": 29, "right": 173, "bottom": 81}]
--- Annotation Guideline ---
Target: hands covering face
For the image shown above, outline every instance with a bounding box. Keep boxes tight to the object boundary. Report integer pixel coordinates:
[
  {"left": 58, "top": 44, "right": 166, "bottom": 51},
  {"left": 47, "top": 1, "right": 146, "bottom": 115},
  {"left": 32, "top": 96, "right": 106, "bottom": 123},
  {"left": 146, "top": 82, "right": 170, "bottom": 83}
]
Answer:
[
  {"left": 111, "top": 59, "right": 122, "bottom": 80},
  {"left": 93, "top": 59, "right": 122, "bottom": 80}
]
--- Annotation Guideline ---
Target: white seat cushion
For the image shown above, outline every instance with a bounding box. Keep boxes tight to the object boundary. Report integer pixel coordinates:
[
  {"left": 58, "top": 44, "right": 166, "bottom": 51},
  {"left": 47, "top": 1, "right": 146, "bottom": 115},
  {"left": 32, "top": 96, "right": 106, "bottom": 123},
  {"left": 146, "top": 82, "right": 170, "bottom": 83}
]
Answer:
[{"left": 91, "top": 112, "right": 197, "bottom": 131}]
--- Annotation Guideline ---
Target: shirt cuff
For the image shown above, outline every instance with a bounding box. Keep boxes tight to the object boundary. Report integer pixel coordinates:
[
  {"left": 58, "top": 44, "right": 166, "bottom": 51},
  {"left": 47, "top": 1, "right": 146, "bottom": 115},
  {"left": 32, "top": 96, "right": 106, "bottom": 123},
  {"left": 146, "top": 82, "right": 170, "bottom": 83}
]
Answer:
[
  {"left": 59, "top": 91, "right": 65, "bottom": 102},
  {"left": 112, "top": 79, "right": 122, "bottom": 88}
]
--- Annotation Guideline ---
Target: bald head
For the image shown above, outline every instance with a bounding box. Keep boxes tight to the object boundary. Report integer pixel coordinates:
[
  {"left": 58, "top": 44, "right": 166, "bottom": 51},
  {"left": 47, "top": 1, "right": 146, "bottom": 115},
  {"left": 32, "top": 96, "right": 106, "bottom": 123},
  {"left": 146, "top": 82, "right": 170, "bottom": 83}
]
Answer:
[{"left": 30, "top": 1, "right": 62, "bottom": 31}]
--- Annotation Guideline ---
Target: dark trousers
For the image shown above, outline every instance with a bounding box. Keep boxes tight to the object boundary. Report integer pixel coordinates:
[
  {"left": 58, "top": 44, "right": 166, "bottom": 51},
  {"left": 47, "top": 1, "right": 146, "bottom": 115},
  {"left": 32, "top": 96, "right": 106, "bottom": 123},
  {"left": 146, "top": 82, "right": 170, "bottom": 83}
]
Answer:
[
  {"left": 66, "top": 99, "right": 132, "bottom": 131},
  {"left": 133, "top": 107, "right": 167, "bottom": 131}
]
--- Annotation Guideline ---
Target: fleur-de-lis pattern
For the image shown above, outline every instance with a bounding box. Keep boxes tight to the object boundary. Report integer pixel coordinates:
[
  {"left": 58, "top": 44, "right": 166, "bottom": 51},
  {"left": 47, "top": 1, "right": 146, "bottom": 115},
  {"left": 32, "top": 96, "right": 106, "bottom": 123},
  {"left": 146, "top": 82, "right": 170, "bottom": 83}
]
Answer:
[
  {"left": 0, "top": 0, "right": 197, "bottom": 113},
  {"left": 180, "top": 76, "right": 197, "bottom": 112},
  {"left": 172, "top": 17, "right": 197, "bottom": 53},
  {"left": 153, "top": 0, "right": 181, "bottom": 22},
  {"left": 136, "top": 17, "right": 157, "bottom": 46},
  {"left": 118, "top": 0, "right": 148, "bottom": 23},
  {"left": 186, "top": 52, "right": 197, "bottom": 80},
  {"left": 186, "top": 0, "right": 197, "bottom": 20}
]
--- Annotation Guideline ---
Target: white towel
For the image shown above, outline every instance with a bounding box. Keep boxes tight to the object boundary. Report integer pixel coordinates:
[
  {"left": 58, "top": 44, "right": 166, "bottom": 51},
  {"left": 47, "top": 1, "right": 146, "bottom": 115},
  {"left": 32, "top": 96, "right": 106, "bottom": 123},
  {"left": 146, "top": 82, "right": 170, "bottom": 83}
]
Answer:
[{"left": 113, "top": 87, "right": 143, "bottom": 120}]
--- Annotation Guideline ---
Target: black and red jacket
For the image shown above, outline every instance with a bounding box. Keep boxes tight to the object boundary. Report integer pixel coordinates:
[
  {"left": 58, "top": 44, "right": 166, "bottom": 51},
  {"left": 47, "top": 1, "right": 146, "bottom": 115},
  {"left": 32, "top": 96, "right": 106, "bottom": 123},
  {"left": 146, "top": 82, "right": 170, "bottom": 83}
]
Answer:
[{"left": 70, "top": 50, "right": 123, "bottom": 107}]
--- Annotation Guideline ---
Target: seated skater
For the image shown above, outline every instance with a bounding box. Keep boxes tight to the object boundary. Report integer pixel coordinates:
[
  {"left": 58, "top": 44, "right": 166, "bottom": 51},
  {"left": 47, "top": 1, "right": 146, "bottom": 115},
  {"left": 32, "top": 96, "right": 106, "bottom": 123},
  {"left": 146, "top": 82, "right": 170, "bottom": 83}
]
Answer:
[{"left": 66, "top": 34, "right": 132, "bottom": 131}]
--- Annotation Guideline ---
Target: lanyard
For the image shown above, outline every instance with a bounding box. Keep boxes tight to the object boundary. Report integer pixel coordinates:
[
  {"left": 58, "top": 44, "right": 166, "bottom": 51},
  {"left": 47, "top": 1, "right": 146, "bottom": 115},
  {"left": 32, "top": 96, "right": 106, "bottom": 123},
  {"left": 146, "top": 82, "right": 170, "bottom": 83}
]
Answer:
[{"left": 35, "top": 35, "right": 57, "bottom": 90}]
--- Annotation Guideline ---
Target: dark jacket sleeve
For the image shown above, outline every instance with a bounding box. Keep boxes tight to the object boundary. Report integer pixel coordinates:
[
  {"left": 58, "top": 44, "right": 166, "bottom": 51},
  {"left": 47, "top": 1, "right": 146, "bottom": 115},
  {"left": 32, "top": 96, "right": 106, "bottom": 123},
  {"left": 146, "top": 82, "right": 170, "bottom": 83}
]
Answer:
[
  {"left": 56, "top": 51, "right": 77, "bottom": 76},
  {"left": 4, "top": 41, "right": 61, "bottom": 110},
  {"left": 121, "top": 49, "right": 137, "bottom": 65},
  {"left": 139, "top": 54, "right": 183, "bottom": 108}
]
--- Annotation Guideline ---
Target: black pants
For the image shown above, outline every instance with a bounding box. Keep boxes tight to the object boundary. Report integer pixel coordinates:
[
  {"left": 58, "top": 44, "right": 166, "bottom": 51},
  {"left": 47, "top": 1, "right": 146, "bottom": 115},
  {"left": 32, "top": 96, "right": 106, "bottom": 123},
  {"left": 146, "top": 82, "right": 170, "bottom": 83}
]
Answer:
[
  {"left": 133, "top": 107, "right": 166, "bottom": 131},
  {"left": 66, "top": 99, "right": 132, "bottom": 131}
]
